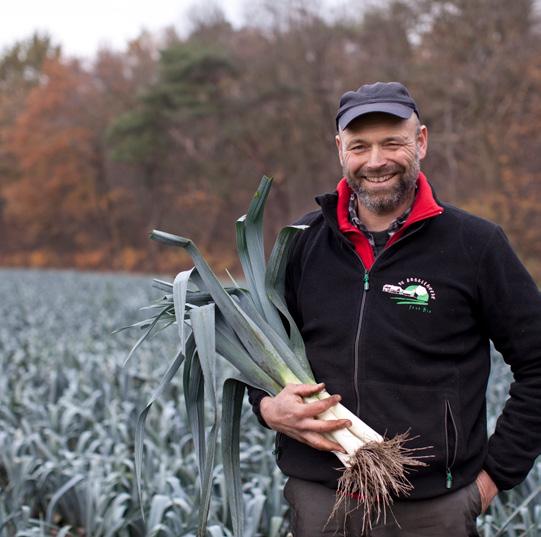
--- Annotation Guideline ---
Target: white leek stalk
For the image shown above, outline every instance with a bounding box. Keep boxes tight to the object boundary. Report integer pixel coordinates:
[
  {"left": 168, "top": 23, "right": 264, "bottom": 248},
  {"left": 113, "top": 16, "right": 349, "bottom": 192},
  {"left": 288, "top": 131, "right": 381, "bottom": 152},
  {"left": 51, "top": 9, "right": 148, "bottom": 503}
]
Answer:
[{"left": 305, "top": 390, "right": 383, "bottom": 465}]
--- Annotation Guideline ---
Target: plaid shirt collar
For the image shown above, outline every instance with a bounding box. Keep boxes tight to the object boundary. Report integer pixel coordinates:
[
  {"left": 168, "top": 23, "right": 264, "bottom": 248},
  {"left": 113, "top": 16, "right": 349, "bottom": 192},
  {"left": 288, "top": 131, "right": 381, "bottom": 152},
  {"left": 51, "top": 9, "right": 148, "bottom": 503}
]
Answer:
[{"left": 348, "top": 192, "right": 413, "bottom": 251}]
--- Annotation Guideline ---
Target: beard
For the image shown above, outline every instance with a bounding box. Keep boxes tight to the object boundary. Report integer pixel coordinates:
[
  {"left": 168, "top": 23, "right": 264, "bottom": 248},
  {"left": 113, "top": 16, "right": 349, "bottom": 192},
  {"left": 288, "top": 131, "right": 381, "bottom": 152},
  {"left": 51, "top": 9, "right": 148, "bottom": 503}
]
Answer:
[{"left": 345, "top": 150, "right": 420, "bottom": 214}]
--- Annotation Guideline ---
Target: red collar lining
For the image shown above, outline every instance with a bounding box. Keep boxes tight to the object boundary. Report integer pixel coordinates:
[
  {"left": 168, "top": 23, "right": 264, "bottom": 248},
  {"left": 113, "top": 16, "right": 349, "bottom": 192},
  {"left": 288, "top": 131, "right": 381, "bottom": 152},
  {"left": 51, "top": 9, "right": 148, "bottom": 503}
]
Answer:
[{"left": 336, "top": 172, "right": 443, "bottom": 269}]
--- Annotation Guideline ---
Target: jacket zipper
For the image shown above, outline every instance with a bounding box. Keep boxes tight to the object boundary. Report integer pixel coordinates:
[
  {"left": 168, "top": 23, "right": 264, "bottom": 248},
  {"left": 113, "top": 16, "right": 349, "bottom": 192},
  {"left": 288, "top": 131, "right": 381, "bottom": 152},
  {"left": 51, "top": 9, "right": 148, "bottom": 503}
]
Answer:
[
  {"left": 346, "top": 222, "right": 426, "bottom": 417},
  {"left": 444, "top": 399, "right": 458, "bottom": 489},
  {"left": 352, "top": 271, "right": 369, "bottom": 414}
]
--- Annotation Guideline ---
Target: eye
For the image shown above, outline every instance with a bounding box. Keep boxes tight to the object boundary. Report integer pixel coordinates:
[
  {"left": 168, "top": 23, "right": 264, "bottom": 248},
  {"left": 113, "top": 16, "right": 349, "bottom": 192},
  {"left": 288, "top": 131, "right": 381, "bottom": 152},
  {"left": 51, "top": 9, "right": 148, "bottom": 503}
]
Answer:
[{"left": 350, "top": 145, "right": 367, "bottom": 152}]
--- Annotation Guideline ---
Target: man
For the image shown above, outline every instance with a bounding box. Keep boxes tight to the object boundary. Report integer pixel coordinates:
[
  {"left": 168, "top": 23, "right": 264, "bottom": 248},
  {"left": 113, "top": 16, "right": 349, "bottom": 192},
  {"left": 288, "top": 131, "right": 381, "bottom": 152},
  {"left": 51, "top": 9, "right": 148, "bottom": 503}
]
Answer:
[{"left": 248, "top": 82, "right": 541, "bottom": 536}]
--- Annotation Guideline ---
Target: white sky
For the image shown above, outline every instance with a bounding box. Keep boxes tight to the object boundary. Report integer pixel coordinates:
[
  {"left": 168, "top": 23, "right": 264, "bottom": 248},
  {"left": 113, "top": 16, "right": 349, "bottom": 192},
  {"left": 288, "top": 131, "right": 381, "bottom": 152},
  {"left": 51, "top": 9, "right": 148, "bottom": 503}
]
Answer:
[{"left": 1, "top": 0, "right": 248, "bottom": 58}]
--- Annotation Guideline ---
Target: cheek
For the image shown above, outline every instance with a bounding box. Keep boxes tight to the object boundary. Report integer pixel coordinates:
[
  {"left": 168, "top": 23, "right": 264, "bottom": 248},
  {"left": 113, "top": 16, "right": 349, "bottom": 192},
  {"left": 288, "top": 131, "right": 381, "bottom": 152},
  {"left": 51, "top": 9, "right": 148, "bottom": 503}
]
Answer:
[
  {"left": 399, "top": 146, "right": 417, "bottom": 163},
  {"left": 343, "top": 153, "right": 361, "bottom": 170}
]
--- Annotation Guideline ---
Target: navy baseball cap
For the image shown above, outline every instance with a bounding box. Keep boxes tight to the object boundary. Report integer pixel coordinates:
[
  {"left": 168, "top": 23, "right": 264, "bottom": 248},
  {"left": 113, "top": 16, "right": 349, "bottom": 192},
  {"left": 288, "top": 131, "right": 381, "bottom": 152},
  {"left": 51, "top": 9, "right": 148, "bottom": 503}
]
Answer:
[{"left": 336, "top": 81, "right": 420, "bottom": 130}]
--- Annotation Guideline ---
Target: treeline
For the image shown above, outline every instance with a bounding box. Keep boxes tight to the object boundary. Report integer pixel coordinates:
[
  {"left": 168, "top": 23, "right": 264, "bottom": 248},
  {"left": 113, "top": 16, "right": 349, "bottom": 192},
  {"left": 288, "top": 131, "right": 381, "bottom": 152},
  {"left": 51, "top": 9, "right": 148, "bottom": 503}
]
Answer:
[{"left": 1, "top": 0, "right": 540, "bottom": 279}]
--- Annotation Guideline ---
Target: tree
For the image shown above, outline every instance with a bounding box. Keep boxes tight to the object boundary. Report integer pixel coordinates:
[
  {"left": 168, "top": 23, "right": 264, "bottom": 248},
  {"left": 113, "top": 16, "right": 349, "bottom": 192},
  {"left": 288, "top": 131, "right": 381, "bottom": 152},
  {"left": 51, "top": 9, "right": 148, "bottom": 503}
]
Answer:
[
  {"left": 408, "top": 0, "right": 541, "bottom": 278},
  {"left": 5, "top": 59, "right": 104, "bottom": 261},
  {"left": 0, "top": 33, "right": 61, "bottom": 243},
  {"left": 107, "top": 39, "right": 239, "bottom": 266}
]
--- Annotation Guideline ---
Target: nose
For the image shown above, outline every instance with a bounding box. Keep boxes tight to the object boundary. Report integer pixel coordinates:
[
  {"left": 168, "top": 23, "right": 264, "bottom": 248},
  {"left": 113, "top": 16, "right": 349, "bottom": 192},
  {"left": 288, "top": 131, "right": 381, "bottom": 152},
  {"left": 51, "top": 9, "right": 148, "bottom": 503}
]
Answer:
[{"left": 366, "top": 145, "right": 386, "bottom": 169}]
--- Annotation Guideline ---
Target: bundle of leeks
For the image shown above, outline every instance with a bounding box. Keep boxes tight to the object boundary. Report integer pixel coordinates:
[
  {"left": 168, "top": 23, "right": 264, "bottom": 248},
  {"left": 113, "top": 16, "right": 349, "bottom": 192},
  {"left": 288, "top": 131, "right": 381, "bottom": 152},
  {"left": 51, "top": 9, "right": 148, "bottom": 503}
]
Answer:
[{"left": 126, "top": 176, "right": 427, "bottom": 535}]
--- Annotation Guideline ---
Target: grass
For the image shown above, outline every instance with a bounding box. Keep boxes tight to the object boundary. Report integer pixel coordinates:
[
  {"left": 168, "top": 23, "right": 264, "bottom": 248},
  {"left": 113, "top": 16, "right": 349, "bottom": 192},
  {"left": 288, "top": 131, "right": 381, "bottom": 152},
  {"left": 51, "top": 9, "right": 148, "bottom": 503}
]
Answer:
[{"left": 0, "top": 268, "right": 539, "bottom": 536}]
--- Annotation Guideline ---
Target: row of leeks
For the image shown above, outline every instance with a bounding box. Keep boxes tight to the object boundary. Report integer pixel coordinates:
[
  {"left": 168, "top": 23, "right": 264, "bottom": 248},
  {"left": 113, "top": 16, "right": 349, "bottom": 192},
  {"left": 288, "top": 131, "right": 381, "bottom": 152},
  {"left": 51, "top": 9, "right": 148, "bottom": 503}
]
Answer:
[{"left": 124, "top": 176, "right": 427, "bottom": 536}]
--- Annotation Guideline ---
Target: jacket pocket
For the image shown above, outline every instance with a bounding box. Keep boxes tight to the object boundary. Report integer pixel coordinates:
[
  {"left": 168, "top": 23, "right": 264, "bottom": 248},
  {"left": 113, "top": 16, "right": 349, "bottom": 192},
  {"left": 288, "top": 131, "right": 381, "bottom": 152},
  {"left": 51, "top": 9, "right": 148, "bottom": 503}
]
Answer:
[
  {"left": 444, "top": 399, "right": 458, "bottom": 489},
  {"left": 274, "top": 432, "right": 283, "bottom": 461},
  {"left": 358, "top": 381, "right": 461, "bottom": 489}
]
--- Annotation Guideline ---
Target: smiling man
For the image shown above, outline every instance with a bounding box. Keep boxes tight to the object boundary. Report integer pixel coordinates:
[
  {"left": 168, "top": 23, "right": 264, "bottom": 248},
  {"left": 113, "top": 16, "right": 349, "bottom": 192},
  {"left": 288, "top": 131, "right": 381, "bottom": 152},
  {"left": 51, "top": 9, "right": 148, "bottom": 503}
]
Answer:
[
  {"left": 337, "top": 110, "right": 424, "bottom": 216},
  {"left": 248, "top": 82, "right": 541, "bottom": 536}
]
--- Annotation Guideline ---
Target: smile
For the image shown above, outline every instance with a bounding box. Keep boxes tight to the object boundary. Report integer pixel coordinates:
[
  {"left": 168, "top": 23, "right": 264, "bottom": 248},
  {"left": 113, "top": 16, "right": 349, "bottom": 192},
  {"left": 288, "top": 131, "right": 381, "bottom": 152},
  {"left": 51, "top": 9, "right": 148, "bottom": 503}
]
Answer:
[{"left": 362, "top": 173, "right": 396, "bottom": 184}]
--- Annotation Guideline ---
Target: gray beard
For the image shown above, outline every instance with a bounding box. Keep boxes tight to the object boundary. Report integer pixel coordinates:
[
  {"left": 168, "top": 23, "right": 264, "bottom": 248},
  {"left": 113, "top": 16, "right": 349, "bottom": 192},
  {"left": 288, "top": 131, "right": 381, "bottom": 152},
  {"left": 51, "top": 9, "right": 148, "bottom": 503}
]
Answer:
[{"left": 346, "top": 153, "right": 420, "bottom": 215}]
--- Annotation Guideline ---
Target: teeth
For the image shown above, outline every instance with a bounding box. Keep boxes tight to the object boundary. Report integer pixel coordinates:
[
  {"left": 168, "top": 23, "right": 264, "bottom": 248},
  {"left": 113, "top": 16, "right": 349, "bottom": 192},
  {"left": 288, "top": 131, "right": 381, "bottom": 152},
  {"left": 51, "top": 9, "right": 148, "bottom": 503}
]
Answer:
[{"left": 364, "top": 174, "right": 395, "bottom": 183}]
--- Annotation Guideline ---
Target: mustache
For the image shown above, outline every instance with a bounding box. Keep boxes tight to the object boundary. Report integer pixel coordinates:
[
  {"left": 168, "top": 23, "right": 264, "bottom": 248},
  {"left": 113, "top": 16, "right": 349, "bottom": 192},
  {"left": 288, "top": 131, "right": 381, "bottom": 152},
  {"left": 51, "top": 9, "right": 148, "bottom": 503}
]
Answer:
[{"left": 355, "top": 166, "right": 404, "bottom": 179}]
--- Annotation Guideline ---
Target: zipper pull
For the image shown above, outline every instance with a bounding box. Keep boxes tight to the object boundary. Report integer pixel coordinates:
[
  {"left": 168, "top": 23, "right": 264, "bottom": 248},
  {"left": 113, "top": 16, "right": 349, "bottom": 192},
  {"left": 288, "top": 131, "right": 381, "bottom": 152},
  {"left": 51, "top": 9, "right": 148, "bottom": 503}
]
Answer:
[
  {"left": 363, "top": 272, "right": 370, "bottom": 291},
  {"left": 446, "top": 469, "right": 453, "bottom": 489}
]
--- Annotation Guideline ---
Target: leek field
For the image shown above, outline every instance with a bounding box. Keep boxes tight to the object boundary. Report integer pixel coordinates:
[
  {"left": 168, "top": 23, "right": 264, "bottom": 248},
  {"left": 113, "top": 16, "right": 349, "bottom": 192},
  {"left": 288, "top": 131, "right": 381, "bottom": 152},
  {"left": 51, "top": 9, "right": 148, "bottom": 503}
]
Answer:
[{"left": 1, "top": 269, "right": 540, "bottom": 536}]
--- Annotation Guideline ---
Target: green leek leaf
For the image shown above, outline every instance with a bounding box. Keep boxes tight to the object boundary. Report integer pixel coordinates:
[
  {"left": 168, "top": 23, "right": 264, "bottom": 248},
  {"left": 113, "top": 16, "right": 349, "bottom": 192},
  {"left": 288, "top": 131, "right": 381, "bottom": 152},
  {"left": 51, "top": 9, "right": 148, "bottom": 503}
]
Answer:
[
  {"left": 236, "top": 216, "right": 265, "bottom": 317},
  {"left": 151, "top": 230, "right": 298, "bottom": 386},
  {"left": 135, "top": 339, "right": 191, "bottom": 519},
  {"left": 265, "top": 225, "right": 311, "bottom": 368},
  {"left": 46, "top": 474, "right": 85, "bottom": 526},
  {"left": 173, "top": 269, "right": 193, "bottom": 355},
  {"left": 190, "top": 305, "right": 220, "bottom": 537},
  {"left": 183, "top": 344, "right": 205, "bottom": 491},
  {"left": 214, "top": 311, "right": 281, "bottom": 395},
  {"left": 122, "top": 305, "right": 170, "bottom": 367},
  {"left": 221, "top": 378, "right": 246, "bottom": 537},
  {"left": 241, "top": 176, "right": 291, "bottom": 340}
]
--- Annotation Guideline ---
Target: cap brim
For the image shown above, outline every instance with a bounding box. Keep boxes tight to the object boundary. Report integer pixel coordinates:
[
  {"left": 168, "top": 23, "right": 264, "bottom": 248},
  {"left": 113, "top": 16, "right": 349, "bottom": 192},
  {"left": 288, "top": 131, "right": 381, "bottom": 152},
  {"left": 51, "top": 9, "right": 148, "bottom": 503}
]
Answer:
[{"left": 338, "top": 103, "right": 414, "bottom": 130}]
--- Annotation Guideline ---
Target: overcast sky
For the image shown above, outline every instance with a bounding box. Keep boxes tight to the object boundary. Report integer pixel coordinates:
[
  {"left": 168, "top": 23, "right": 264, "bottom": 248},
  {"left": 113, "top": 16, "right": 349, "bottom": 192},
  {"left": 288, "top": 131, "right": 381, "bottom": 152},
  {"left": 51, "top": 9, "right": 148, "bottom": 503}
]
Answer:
[{"left": 1, "top": 0, "right": 250, "bottom": 58}]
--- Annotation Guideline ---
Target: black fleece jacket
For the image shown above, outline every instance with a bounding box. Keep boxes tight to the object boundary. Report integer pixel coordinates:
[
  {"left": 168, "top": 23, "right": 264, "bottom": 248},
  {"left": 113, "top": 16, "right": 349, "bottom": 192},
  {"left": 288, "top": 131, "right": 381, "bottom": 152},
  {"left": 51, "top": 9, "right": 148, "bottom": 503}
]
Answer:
[{"left": 248, "top": 174, "right": 541, "bottom": 499}]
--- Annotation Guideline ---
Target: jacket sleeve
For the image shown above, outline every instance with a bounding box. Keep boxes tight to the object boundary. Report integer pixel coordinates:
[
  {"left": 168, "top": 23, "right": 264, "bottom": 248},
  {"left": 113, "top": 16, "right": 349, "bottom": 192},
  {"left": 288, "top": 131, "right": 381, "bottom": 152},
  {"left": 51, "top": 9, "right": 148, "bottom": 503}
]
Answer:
[
  {"left": 478, "top": 226, "right": 541, "bottom": 490},
  {"left": 246, "top": 386, "right": 271, "bottom": 429}
]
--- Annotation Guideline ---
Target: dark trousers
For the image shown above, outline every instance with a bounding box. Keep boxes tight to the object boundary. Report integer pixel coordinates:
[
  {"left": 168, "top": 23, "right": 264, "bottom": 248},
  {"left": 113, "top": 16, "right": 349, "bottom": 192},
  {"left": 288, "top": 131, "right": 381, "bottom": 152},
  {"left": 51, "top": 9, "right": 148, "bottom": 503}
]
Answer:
[{"left": 284, "top": 477, "right": 482, "bottom": 537}]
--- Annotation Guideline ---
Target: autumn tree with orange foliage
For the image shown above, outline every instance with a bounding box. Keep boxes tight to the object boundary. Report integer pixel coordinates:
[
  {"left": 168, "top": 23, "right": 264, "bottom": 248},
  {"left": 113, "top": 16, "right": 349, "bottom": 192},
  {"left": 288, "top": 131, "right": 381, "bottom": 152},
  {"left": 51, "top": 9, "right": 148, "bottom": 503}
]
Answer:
[{"left": 5, "top": 58, "right": 106, "bottom": 266}]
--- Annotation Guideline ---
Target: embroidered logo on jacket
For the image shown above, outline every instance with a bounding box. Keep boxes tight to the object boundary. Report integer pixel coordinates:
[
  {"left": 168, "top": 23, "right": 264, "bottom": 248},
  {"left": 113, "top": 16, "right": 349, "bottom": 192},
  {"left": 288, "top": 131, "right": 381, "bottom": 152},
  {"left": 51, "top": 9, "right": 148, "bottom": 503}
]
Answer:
[{"left": 382, "top": 277, "right": 436, "bottom": 313}]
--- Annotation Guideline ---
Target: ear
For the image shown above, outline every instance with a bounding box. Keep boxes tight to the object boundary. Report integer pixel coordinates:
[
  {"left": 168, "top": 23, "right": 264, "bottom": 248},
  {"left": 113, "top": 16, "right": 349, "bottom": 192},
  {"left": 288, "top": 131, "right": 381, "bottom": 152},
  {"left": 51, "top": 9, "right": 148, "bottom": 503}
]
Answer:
[
  {"left": 417, "top": 125, "right": 428, "bottom": 160},
  {"left": 335, "top": 133, "right": 344, "bottom": 166}
]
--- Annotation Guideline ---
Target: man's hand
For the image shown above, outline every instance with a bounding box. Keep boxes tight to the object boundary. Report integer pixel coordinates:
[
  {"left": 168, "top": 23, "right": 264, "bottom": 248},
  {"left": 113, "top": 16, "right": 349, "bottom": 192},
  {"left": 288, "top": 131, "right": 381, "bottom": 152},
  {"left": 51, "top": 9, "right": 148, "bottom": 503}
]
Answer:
[
  {"left": 259, "top": 382, "right": 352, "bottom": 453},
  {"left": 475, "top": 470, "right": 499, "bottom": 513}
]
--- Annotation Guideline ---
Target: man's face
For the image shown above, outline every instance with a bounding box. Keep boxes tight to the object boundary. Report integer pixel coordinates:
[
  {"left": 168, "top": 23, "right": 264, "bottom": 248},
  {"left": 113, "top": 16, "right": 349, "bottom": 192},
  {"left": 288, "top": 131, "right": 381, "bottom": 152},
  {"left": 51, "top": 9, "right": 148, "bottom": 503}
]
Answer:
[{"left": 335, "top": 113, "right": 428, "bottom": 214}]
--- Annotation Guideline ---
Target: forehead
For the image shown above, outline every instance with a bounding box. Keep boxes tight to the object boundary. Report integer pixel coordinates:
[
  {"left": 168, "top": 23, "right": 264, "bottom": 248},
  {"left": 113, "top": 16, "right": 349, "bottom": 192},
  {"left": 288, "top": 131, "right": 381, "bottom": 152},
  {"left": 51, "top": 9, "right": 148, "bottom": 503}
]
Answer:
[{"left": 341, "top": 112, "right": 416, "bottom": 141}]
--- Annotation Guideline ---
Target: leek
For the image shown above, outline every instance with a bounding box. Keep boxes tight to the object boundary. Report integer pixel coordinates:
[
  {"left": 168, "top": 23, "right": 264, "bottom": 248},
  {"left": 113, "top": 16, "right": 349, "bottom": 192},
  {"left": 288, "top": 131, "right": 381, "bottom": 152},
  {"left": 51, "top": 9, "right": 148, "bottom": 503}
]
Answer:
[{"left": 128, "top": 175, "right": 428, "bottom": 535}]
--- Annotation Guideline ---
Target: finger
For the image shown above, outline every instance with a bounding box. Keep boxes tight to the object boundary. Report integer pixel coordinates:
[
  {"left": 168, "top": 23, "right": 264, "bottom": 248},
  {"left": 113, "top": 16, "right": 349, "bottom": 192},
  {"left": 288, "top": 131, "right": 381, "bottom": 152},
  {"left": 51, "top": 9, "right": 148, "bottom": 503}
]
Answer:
[
  {"left": 302, "top": 431, "right": 346, "bottom": 453},
  {"left": 301, "top": 418, "right": 352, "bottom": 434},
  {"left": 287, "top": 382, "right": 326, "bottom": 397},
  {"left": 299, "top": 395, "right": 342, "bottom": 417}
]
